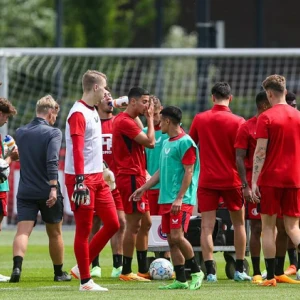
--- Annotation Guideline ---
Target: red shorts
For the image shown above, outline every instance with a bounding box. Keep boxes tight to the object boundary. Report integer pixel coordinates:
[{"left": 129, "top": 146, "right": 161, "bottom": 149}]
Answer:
[
  {"left": 116, "top": 174, "right": 149, "bottom": 214},
  {"left": 159, "top": 204, "right": 193, "bottom": 234},
  {"left": 246, "top": 202, "right": 260, "bottom": 220},
  {"left": 198, "top": 187, "right": 244, "bottom": 212},
  {"left": 65, "top": 173, "right": 116, "bottom": 215},
  {"left": 259, "top": 186, "right": 300, "bottom": 217},
  {"left": 147, "top": 189, "right": 160, "bottom": 215},
  {"left": 0, "top": 192, "right": 7, "bottom": 216},
  {"left": 111, "top": 188, "right": 124, "bottom": 211}
]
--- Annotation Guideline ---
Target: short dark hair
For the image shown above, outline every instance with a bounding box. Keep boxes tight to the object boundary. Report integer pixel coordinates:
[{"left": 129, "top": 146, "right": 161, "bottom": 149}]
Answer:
[
  {"left": 286, "top": 92, "right": 296, "bottom": 103},
  {"left": 128, "top": 87, "right": 149, "bottom": 99},
  {"left": 211, "top": 82, "right": 231, "bottom": 100},
  {"left": 160, "top": 106, "right": 182, "bottom": 124},
  {"left": 255, "top": 91, "right": 269, "bottom": 109}
]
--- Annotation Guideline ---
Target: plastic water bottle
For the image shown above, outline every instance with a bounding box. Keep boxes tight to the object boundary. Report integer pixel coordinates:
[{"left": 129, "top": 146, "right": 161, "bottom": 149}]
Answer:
[
  {"left": 4, "top": 135, "right": 16, "bottom": 151},
  {"left": 109, "top": 96, "right": 129, "bottom": 108}
]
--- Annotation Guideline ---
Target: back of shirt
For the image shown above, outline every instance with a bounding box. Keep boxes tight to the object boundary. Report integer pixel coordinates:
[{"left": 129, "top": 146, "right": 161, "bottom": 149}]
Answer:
[
  {"left": 256, "top": 104, "right": 300, "bottom": 187},
  {"left": 189, "top": 105, "right": 245, "bottom": 189},
  {"left": 16, "top": 118, "right": 62, "bottom": 200}
]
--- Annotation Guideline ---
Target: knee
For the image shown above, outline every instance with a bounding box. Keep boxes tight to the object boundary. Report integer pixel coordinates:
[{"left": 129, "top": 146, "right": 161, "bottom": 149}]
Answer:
[
  {"left": 118, "top": 216, "right": 126, "bottom": 233},
  {"left": 140, "top": 219, "right": 152, "bottom": 233},
  {"left": 169, "top": 233, "right": 182, "bottom": 246}
]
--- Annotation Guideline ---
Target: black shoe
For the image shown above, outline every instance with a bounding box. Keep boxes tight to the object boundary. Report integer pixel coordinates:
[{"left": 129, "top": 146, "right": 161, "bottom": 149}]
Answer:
[
  {"left": 54, "top": 271, "right": 72, "bottom": 282},
  {"left": 9, "top": 268, "right": 21, "bottom": 283}
]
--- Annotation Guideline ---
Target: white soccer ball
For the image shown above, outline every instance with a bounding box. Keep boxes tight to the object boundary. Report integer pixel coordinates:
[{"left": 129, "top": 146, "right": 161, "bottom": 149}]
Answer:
[
  {"left": 0, "top": 158, "right": 10, "bottom": 179},
  {"left": 149, "top": 258, "right": 174, "bottom": 280}
]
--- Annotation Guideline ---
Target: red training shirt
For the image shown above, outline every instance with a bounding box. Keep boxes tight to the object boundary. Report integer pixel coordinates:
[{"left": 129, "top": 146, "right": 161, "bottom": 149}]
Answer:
[
  {"left": 256, "top": 104, "right": 300, "bottom": 187},
  {"left": 112, "top": 112, "right": 146, "bottom": 177},
  {"left": 234, "top": 116, "right": 257, "bottom": 184},
  {"left": 189, "top": 104, "right": 245, "bottom": 189}
]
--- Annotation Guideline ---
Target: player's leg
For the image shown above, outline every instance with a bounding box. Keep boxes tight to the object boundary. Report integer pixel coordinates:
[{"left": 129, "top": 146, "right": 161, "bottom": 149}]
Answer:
[
  {"left": 41, "top": 194, "right": 71, "bottom": 282},
  {"left": 250, "top": 218, "right": 262, "bottom": 282},
  {"left": 223, "top": 188, "right": 250, "bottom": 281},
  {"left": 275, "top": 217, "right": 288, "bottom": 278},
  {"left": 110, "top": 208, "right": 125, "bottom": 277},
  {"left": 136, "top": 211, "right": 151, "bottom": 277},
  {"left": 197, "top": 187, "right": 219, "bottom": 282},
  {"left": 285, "top": 236, "right": 297, "bottom": 275},
  {"left": 89, "top": 215, "right": 101, "bottom": 278},
  {"left": 10, "top": 198, "right": 37, "bottom": 282}
]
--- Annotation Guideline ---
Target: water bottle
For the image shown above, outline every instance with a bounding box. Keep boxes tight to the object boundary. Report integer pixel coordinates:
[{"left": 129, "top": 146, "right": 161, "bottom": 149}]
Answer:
[
  {"left": 4, "top": 135, "right": 15, "bottom": 151},
  {"left": 109, "top": 96, "right": 129, "bottom": 108}
]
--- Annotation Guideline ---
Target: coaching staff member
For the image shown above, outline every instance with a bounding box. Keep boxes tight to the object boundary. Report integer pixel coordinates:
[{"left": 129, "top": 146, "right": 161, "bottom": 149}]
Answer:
[{"left": 10, "top": 95, "right": 71, "bottom": 283}]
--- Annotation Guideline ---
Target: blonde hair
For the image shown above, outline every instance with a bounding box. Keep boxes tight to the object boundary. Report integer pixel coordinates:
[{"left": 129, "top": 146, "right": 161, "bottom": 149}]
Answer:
[
  {"left": 82, "top": 70, "right": 107, "bottom": 92},
  {"left": 36, "top": 95, "right": 59, "bottom": 115},
  {"left": 150, "top": 95, "right": 162, "bottom": 109},
  {"left": 262, "top": 74, "right": 286, "bottom": 93}
]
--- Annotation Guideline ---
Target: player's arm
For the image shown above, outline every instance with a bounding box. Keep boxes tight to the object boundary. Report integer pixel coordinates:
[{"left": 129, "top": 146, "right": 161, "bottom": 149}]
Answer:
[
  {"left": 134, "top": 116, "right": 144, "bottom": 129},
  {"left": 236, "top": 148, "right": 247, "bottom": 185},
  {"left": 252, "top": 138, "right": 268, "bottom": 202},
  {"left": 134, "top": 97, "right": 155, "bottom": 148},
  {"left": 46, "top": 129, "right": 62, "bottom": 207},
  {"left": 130, "top": 170, "right": 160, "bottom": 202}
]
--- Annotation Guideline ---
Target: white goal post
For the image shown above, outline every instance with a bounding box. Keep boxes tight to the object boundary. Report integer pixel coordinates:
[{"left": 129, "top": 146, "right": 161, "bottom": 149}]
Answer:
[{"left": 1, "top": 47, "right": 300, "bottom": 225}]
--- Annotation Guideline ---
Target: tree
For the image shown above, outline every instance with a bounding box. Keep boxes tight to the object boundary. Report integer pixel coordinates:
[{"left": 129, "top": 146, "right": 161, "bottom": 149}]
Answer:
[{"left": 0, "top": 0, "right": 55, "bottom": 47}]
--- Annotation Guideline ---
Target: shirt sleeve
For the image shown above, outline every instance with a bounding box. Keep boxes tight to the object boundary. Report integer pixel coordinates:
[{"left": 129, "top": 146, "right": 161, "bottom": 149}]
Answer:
[
  {"left": 119, "top": 117, "right": 142, "bottom": 139},
  {"left": 234, "top": 123, "right": 249, "bottom": 149},
  {"left": 256, "top": 113, "right": 269, "bottom": 139},
  {"left": 68, "top": 112, "right": 86, "bottom": 136},
  {"left": 68, "top": 112, "right": 85, "bottom": 174},
  {"left": 189, "top": 116, "right": 199, "bottom": 145},
  {"left": 47, "top": 129, "right": 62, "bottom": 180},
  {"left": 182, "top": 146, "right": 197, "bottom": 165}
]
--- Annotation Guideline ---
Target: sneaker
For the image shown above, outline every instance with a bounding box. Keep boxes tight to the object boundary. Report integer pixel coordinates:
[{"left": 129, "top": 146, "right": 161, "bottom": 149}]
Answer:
[
  {"left": 259, "top": 278, "right": 277, "bottom": 287},
  {"left": 275, "top": 274, "right": 300, "bottom": 284},
  {"left": 296, "top": 269, "right": 300, "bottom": 280},
  {"left": 206, "top": 273, "right": 217, "bottom": 282},
  {"left": 252, "top": 275, "right": 263, "bottom": 284},
  {"left": 234, "top": 271, "right": 252, "bottom": 282},
  {"left": 70, "top": 265, "right": 80, "bottom": 279},
  {"left": 79, "top": 279, "right": 108, "bottom": 291},
  {"left": 111, "top": 266, "right": 122, "bottom": 278},
  {"left": 189, "top": 271, "right": 204, "bottom": 290},
  {"left": 137, "top": 272, "right": 151, "bottom": 280},
  {"left": 90, "top": 266, "right": 101, "bottom": 278},
  {"left": 0, "top": 274, "right": 10, "bottom": 282},
  {"left": 261, "top": 270, "right": 267, "bottom": 280},
  {"left": 9, "top": 268, "right": 21, "bottom": 283},
  {"left": 119, "top": 272, "right": 150, "bottom": 282},
  {"left": 54, "top": 271, "right": 72, "bottom": 282},
  {"left": 159, "top": 280, "right": 189, "bottom": 290},
  {"left": 284, "top": 265, "right": 297, "bottom": 276}
]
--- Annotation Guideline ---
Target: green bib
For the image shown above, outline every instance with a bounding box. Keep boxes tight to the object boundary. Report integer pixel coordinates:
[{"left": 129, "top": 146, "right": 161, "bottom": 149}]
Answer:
[{"left": 158, "top": 135, "right": 199, "bottom": 205}]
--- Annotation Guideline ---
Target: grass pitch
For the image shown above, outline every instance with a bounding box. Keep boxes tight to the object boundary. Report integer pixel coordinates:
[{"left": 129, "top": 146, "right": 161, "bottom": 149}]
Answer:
[{"left": 0, "top": 227, "right": 299, "bottom": 300}]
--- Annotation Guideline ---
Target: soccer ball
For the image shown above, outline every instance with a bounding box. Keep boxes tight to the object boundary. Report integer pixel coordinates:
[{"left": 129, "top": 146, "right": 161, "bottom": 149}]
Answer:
[
  {"left": 149, "top": 258, "right": 173, "bottom": 280},
  {"left": 0, "top": 158, "right": 10, "bottom": 179}
]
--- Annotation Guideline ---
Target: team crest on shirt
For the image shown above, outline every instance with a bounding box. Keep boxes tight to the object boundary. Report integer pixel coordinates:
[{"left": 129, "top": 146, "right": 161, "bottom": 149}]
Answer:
[
  {"left": 140, "top": 202, "right": 145, "bottom": 210},
  {"left": 164, "top": 148, "right": 170, "bottom": 154}
]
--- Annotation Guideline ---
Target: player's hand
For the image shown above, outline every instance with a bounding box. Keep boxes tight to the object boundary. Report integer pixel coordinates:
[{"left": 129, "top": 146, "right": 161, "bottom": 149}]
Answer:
[
  {"left": 171, "top": 197, "right": 183, "bottom": 215},
  {"left": 46, "top": 188, "right": 57, "bottom": 208},
  {"left": 129, "top": 188, "right": 145, "bottom": 202},
  {"left": 71, "top": 175, "right": 90, "bottom": 206},
  {"left": 251, "top": 182, "right": 261, "bottom": 203},
  {"left": 8, "top": 146, "right": 19, "bottom": 161},
  {"left": 243, "top": 185, "right": 253, "bottom": 203},
  {"left": 144, "top": 97, "right": 154, "bottom": 119},
  {"left": 103, "top": 163, "right": 116, "bottom": 191}
]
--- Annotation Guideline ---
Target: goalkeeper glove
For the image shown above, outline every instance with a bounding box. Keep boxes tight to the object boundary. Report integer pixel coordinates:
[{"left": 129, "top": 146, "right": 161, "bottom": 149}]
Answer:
[
  {"left": 0, "top": 161, "right": 9, "bottom": 183},
  {"left": 71, "top": 175, "right": 90, "bottom": 206},
  {"left": 103, "top": 161, "right": 116, "bottom": 191}
]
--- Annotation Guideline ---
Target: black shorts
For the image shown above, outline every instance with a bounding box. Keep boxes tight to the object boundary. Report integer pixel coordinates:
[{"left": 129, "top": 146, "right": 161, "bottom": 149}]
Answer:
[{"left": 17, "top": 193, "right": 64, "bottom": 224}]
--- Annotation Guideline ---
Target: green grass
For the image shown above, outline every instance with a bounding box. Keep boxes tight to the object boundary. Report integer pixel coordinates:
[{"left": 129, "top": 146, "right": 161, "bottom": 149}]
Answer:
[{"left": 0, "top": 227, "right": 299, "bottom": 299}]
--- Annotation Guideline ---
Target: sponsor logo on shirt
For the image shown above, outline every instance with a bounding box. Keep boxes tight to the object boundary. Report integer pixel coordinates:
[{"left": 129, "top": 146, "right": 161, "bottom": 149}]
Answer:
[
  {"left": 155, "top": 137, "right": 162, "bottom": 144},
  {"left": 164, "top": 148, "right": 170, "bottom": 154},
  {"left": 102, "top": 134, "right": 112, "bottom": 153},
  {"left": 94, "top": 116, "right": 99, "bottom": 123}
]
